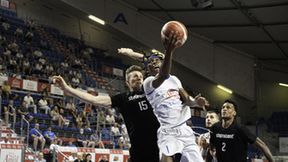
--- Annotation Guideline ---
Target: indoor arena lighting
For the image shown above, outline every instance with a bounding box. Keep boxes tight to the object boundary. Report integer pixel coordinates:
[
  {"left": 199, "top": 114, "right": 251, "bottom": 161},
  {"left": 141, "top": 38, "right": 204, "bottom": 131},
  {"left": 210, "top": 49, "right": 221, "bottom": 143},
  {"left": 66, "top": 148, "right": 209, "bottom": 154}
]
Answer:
[
  {"left": 88, "top": 15, "right": 105, "bottom": 25},
  {"left": 279, "top": 83, "right": 288, "bottom": 88},
  {"left": 217, "top": 85, "right": 233, "bottom": 94}
]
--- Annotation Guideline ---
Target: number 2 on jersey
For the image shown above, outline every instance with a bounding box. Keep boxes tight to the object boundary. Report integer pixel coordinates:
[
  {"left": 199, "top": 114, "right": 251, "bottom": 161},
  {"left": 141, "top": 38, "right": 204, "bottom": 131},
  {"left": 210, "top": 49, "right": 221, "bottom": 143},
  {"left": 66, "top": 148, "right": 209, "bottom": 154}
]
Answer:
[
  {"left": 138, "top": 100, "right": 148, "bottom": 111},
  {"left": 222, "top": 142, "right": 226, "bottom": 152}
]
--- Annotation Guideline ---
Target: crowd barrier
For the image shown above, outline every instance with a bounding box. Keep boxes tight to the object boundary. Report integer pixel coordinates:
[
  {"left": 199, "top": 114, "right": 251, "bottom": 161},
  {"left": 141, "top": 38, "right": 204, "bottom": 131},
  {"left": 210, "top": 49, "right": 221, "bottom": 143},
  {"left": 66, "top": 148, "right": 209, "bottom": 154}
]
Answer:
[{"left": 56, "top": 146, "right": 129, "bottom": 162}]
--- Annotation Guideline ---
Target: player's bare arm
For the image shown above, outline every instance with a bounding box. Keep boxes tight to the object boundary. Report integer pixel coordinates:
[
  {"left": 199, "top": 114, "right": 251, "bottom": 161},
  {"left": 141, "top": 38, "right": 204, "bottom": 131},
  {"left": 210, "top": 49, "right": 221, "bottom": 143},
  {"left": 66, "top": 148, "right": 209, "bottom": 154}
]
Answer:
[
  {"left": 253, "top": 137, "right": 274, "bottom": 162},
  {"left": 117, "top": 48, "right": 144, "bottom": 62},
  {"left": 52, "top": 75, "right": 111, "bottom": 106},
  {"left": 152, "top": 31, "right": 179, "bottom": 88},
  {"left": 179, "top": 88, "right": 208, "bottom": 110}
]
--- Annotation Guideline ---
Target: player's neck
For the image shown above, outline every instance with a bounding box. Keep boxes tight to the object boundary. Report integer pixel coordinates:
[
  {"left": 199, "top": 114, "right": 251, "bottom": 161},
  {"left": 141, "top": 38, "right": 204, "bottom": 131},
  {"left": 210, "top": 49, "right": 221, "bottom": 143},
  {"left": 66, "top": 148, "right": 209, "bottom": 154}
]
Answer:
[{"left": 222, "top": 118, "right": 234, "bottom": 128}]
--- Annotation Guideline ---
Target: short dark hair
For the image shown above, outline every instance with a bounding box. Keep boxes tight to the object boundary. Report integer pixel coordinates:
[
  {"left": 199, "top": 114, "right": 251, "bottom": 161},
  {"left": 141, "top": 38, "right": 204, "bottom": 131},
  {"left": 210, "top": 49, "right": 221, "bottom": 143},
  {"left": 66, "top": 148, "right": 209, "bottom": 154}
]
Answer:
[
  {"left": 125, "top": 65, "right": 143, "bottom": 80},
  {"left": 223, "top": 99, "right": 238, "bottom": 112}
]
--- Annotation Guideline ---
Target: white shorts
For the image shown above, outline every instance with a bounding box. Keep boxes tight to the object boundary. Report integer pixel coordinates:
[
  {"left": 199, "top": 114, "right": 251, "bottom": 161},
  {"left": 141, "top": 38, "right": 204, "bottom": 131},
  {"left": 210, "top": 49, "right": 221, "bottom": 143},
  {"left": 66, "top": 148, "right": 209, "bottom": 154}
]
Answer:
[{"left": 157, "top": 124, "right": 204, "bottom": 162}]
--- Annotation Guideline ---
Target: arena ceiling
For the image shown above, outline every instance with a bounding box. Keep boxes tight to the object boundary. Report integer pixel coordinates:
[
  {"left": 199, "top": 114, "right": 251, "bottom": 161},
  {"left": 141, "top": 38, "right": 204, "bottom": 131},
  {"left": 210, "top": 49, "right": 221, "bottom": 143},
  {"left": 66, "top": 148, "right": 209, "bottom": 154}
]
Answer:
[
  {"left": 17, "top": 0, "right": 288, "bottom": 73},
  {"left": 121, "top": 0, "right": 288, "bottom": 73}
]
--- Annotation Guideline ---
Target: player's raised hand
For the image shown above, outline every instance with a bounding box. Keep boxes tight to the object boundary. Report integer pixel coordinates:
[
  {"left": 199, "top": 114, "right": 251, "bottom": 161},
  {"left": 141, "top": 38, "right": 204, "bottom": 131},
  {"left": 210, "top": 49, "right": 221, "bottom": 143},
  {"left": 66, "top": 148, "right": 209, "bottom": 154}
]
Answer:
[
  {"left": 51, "top": 75, "right": 68, "bottom": 90},
  {"left": 164, "top": 31, "right": 181, "bottom": 54},
  {"left": 117, "top": 48, "right": 134, "bottom": 56},
  {"left": 195, "top": 94, "right": 209, "bottom": 111}
]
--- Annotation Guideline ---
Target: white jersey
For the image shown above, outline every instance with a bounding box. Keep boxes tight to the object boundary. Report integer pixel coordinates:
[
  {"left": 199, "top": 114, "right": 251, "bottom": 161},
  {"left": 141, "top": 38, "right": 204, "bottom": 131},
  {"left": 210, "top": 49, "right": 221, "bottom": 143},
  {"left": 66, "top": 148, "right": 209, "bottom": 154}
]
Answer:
[{"left": 143, "top": 75, "right": 191, "bottom": 128}]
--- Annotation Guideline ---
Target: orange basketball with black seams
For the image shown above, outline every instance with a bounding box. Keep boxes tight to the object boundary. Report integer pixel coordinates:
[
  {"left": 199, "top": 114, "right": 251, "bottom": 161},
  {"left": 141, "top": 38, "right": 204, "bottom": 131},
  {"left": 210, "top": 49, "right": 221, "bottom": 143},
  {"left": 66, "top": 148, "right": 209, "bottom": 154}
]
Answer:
[{"left": 161, "top": 21, "right": 188, "bottom": 47}]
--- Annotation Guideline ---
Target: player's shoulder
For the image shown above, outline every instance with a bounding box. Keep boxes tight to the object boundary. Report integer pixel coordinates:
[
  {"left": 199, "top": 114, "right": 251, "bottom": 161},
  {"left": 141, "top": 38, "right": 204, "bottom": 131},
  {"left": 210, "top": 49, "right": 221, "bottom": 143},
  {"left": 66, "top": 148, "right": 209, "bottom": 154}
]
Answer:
[
  {"left": 212, "top": 121, "right": 221, "bottom": 128},
  {"left": 210, "top": 121, "right": 221, "bottom": 132},
  {"left": 113, "top": 92, "right": 127, "bottom": 98},
  {"left": 235, "top": 123, "right": 250, "bottom": 132},
  {"left": 144, "top": 75, "right": 155, "bottom": 83},
  {"left": 143, "top": 76, "right": 156, "bottom": 90}
]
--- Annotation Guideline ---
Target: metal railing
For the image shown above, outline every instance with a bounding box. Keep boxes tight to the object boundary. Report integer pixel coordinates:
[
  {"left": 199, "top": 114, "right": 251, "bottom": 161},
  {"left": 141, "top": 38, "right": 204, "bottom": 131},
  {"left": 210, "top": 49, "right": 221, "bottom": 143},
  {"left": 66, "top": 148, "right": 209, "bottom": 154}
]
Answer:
[
  {"left": 52, "top": 147, "right": 70, "bottom": 162},
  {"left": 20, "top": 116, "right": 30, "bottom": 145}
]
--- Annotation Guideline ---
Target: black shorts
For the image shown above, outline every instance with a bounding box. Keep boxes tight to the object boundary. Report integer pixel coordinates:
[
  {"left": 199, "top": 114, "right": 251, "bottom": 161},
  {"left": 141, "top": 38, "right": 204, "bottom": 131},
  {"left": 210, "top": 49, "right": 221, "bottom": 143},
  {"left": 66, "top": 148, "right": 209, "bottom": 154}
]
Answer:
[
  {"left": 129, "top": 147, "right": 159, "bottom": 162},
  {"left": 129, "top": 156, "right": 159, "bottom": 162}
]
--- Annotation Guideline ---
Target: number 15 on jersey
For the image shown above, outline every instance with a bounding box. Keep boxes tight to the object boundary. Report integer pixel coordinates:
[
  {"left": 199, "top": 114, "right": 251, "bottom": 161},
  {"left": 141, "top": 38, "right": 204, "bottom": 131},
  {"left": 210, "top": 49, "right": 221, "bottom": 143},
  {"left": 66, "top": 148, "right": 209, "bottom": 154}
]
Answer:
[{"left": 138, "top": 100, "right": 148, "bottom": 111}]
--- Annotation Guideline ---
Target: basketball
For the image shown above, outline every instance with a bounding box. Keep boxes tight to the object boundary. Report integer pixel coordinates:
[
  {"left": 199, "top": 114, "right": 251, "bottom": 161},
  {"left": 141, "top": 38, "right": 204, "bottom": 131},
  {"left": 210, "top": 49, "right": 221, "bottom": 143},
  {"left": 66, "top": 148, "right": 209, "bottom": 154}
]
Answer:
[{"left": 161, "top": 21, "right": 188, "bottom": 47}]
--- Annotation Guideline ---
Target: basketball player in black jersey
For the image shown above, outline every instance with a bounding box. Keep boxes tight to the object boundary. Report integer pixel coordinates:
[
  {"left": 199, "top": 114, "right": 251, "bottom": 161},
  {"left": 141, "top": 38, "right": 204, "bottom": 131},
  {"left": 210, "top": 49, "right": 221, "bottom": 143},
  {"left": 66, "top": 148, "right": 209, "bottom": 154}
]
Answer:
[
  {"left": 210, "top": 100, "right": 274, "bottom": 162},
  {"left": 52, "top": 65, "right": 160, "bottom": 162}
]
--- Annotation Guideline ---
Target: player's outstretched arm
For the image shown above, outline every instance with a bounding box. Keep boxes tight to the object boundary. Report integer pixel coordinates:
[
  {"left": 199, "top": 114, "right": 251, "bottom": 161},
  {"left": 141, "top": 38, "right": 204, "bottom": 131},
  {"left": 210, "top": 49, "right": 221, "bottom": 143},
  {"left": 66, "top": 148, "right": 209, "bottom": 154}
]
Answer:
[
  {"left": 117, "top": 48, "right": 144, "bottom": 62},
  {"left": 52, "top": 76, "right": 112, "bottom": 106},
  {"left": 152, "top": 31, "right": 180, "bottom": 88},
  {"left": 254, "top": 137, "right": 274, "bottom": 162},
  {"left": 179, "top": 89, "right": 208, "bottom": 111}
]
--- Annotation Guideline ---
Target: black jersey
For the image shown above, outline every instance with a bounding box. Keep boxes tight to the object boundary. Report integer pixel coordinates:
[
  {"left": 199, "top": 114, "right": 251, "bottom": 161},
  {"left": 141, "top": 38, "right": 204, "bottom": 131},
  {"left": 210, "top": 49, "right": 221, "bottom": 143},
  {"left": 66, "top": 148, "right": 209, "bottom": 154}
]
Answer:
[
  {"left": 210, "top": 122, "right": 257, "bottom": 162},
  {"left": 111, "top": 90, "right": 160, "bottom": 162}
]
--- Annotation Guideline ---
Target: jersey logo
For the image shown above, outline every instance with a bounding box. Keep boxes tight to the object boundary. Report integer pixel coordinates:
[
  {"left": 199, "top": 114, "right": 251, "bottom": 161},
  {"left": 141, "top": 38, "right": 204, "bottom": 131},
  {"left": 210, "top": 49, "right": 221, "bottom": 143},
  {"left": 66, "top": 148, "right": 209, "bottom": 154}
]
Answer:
[
  {"left": 216, "top": 133, "right": 234, "bottom": 139},
  {"left": 128, "top": 94, "right": 145, "bottom": 101},
  {"left": 163, "top": 89, "right": 179, "bottom": 99}
]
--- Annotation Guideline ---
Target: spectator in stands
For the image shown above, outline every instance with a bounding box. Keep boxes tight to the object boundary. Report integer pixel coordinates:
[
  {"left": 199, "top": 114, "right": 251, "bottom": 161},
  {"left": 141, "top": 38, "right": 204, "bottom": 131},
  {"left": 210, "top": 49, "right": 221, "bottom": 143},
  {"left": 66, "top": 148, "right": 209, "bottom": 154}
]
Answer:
[
  {"left": 84, "top": 103, "right": 93, "bottom": 117},
  {"left": 33, "top": 62, "right": 43, "bottom": 77},
  {"left": 7, "top": 57, "right": 18, "bottom": 72},
  {"left": 111, "top": 123, "right": 121, "bottom": 137},
  {"left": 45, "top": 63, "right": 54, "bottom": 76},
  {"left": 8, "top": 40, "right": 19, "bottom": 53},
  {"left": 39, "top": 57, "right": 46, "bottom": 65},
  {"left": 23, "top": 92, "right": 37, "bottom": 114},
  {"left": 74, "top": 153, "right": 83, "bottom": 162},
  {"left": 33, "top": 48, "right": 43, "bottom": 58},
  {"left": 120, "top": 122, "right": 128, "bottom": 136},
  {"left": 0, "top": 34, "right": 7, "bottom": 46},
  {"left": 16, "top": 50, "right": 24, "bottom": 60},
  {"left": 65, "top": 99, "right": 76, "bottom": 112},
  {"left": 25, "top": 31, "right": 34, "bottom": 43},
  {"left": 3, "top": 47, "right": 11, "bottom": 62},
  {"left": 1, "top": 21, "right": 10, "bottom": 31},
  {"left": 76, "top": 128, "right": 89, "bottom": 147},
  {"left": 89, "top": 131, "right": 105, "bottom": 149},
  {"left": 71, "top": 76, "right": 81, "bottom": 88},
  {"left": 55, "top": 99, "right": 65, "bottom": 110},
  {"left": 1, "top": 80, "right": 11, "bottom": 99},
  {"left": 75, "top": 112, "right": 84, "bottom": 128},
  {"left": 30, "top": 123, "right": 46, "bottom": 151},
  {"left": 105, "top": 111, "right": 115, "bottom": 125},
  {"left": 66, "top": 141, "right": 76, "bottom": 147},
  {"left": 14, "top": 27, "right": 24, "bottom": 38},
  {"left": 83, "top": 153, "right": 92, "bottom": 162},
  {"left": 43, "top": 126, "right": 62, "bottom": 146},
  {"left": 21, "top": 58, "right": 32, "bottom": 76},
  {"left": 68, "top": 152, "right": 77, "bottom": 162},
  {"left": 35, "top": 152, "right": 46, "bottom": 162},
  {"left": 108, "top": 107, "right": 116, "bottom": 118},
  {"left": 17, "top": 100, "right": 33, "bottom": 122},
  {"left": 118, "top": 136, "right": 130, "bottom": 150},
  {"left": 38, "top": 96, "right": 51, "bottom": 114},
  {"left": 26, "top": 19, "right": 36, "bottom": 30},
  {"left": 3, "top": 100, "right": 16, "bottom": 126},
  {"left": 0, "top": 65, "right": 7, "bottom": 77},
  {"left": 50, "top": 105, "right": 65, "bottom": 127},
  {"left": 97, "top": 109, "right": 106, "bottom": 126},
  {"left": 72, "top": 58, "right": 81, "bottom": 69},
  {"left": 98, "top": 155, "right": 108, "bottom": 162}
]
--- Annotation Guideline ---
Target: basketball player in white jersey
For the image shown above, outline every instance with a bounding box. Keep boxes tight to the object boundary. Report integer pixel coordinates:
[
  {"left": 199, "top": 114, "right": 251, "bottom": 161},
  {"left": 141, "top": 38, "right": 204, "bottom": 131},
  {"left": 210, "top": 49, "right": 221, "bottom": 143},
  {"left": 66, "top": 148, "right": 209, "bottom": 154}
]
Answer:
[{"left": 141, "top": 31, "right": 205, "bottom": 162}]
